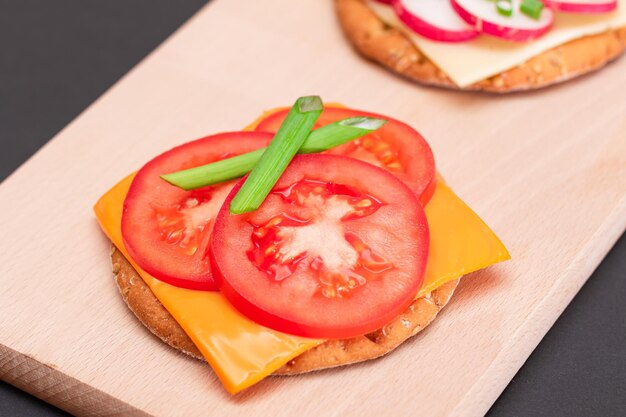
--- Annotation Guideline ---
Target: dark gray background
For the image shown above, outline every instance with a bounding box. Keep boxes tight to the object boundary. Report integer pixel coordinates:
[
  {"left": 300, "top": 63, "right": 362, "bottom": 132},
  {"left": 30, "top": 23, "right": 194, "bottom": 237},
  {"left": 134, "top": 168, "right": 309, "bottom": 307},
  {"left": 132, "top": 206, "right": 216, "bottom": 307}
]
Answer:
[{"left": 1, "top": 1, "right": 624, "bottom": 416}]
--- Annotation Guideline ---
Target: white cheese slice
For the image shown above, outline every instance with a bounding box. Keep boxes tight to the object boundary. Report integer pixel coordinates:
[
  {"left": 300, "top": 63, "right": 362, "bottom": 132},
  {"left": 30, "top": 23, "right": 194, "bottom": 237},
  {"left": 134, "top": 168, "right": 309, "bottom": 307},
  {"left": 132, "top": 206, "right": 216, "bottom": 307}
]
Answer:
[{"left": 367, "top": 0, "right": 626, "bottom": 87}]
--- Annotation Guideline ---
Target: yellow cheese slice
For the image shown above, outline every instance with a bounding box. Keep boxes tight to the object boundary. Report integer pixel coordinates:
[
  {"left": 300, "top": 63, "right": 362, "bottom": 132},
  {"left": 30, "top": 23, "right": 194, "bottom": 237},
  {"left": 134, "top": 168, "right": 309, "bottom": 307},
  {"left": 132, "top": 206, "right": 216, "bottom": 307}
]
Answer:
[
  {"left": 422, "top": 180, "right": 510, "bottom": 294},
  {"left": 368, "top": 0, "right": 626, "bottom": 87},
  {"left": 94, "top": 174, "right": 508, "bottom": 394},
  {"left": 95, "top": 174, "right": 320, "bottom": 394}
]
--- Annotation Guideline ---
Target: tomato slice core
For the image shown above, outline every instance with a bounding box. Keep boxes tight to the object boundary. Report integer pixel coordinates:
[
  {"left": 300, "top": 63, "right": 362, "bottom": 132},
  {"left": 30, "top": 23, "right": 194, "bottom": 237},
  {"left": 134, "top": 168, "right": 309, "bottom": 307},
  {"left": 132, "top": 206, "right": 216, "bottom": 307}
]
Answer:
[
  {"left": 211, "top": 155, "right": 429, "bottom": 339},
  {"left": 255, "top": 107, "right": 436, "bottom": 205},
  {"left": 246, "top": 179, "right": 391, "bottom": 298},
  {"left": 122, "top": 131, "right": 272, "bottom": 290}
]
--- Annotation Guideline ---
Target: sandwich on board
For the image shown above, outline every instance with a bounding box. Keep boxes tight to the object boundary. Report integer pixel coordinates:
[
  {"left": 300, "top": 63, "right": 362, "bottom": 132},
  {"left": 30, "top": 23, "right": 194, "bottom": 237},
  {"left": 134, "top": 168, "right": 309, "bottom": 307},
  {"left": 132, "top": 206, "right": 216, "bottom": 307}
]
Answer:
[{"left": 95, "top": 99, "right": 510, "bottom": 394}]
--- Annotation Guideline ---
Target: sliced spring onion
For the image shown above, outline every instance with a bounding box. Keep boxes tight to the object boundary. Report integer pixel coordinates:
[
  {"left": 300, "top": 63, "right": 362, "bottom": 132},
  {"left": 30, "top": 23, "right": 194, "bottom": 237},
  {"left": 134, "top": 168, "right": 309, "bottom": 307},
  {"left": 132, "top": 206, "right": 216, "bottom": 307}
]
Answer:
[
  {"left": 300, "top": 117, "right": 386, "bottom": 153},
  {"left": 229, "top": 96, "right": 323, "bottom": 214},
  {"left": 160, "top": 116, "right": 386, "bottom": 190},
  {"left": 162, "top": 148, "right": 266, "bottom": 191},
  {"left": 520, "top": 0, "right": 544, "bottom": 20},
  {"left": 496, "top": 0, "right": 513, "bottom": 16}
]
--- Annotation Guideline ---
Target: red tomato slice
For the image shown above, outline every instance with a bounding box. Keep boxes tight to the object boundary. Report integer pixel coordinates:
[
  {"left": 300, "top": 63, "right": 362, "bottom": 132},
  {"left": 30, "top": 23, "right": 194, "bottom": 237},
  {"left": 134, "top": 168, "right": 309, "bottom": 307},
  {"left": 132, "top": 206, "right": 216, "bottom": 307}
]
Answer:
[
  {"left": 255, "top": 107, "right": 436, "bottom": 205},
  {"left": 122, "top": 131, "right": 273, "bottom": 290},
  {"left": 210, "top": 154, "right": 429, "bottom": 339}
]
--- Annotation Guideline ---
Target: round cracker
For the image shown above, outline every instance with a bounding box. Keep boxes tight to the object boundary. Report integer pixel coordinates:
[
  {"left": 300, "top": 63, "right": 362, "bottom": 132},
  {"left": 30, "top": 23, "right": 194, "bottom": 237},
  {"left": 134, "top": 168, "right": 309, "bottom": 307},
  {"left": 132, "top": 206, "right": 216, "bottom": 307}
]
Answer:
[
  {"left": 112, "top": 246, "right": 204, "bottom": 359},
  {"left": 335, "top": 0, "right": 626, "bottom": 93},
  {"left": 111, "top": 246, "right": 459, "bottom": 374}
]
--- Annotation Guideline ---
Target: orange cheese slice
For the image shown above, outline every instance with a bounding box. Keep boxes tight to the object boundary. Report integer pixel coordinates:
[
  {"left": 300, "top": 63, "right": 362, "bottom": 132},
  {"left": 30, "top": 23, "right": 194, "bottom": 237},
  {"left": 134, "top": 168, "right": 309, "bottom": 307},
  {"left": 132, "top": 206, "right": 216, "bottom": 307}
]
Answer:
[
  {"left": 421, "top": 179, "right": 510, "bottom": 295},
  {"left": 94, "top": 174, "right": 508, "bottom": 394},
  {"left": 95, "top": 174, "right": 320, "bottom": 394}
]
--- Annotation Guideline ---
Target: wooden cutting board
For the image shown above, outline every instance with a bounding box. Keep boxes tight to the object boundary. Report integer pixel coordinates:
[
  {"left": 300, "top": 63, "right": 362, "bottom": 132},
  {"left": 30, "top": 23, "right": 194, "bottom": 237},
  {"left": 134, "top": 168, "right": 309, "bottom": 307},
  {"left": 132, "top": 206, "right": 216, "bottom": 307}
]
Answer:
[{"left": 1, "top": 1, "right": 625, "bottom": 416}]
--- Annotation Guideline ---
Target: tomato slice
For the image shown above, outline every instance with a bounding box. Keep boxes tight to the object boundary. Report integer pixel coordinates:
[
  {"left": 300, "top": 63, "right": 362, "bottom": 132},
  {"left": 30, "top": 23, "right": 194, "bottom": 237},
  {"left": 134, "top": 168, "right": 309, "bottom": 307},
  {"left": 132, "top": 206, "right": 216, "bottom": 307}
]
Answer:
[
  {"left": 122, "top": 131, "right": 273, "bottom": 290},
  {"left": 210, "top": 154, "right": 429, "bottom": 339},
  {"left": 255, "top": 107, "right": 436, "bottom": 205}
]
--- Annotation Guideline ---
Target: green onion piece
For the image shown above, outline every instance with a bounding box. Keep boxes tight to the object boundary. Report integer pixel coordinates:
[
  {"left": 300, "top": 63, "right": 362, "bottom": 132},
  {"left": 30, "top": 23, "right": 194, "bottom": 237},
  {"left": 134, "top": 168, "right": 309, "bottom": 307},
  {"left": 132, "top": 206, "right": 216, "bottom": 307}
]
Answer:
[
  {"left": 520, "top": 0, "right": 544, "bottom": 20},
  {"left": 229, "top": 96, "right": 323, "bottom": 214},
  {"left": 162, "top": 148, "right": 266, "bottom": 191},
  {"left": 299, "top": 116, "right": 386, "bottom": 153},
  {"left": 496, "top": 0, "right": 513, "bottom": 17},
  {"left": 160, "top": 116, "right": 386, "bottom": 190}
]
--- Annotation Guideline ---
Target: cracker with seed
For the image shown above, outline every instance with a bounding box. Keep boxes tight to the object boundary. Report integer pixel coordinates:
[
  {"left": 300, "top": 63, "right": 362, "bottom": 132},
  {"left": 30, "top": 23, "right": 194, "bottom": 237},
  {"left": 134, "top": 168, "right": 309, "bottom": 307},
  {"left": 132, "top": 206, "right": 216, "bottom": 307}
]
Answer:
[
  {"left": 111, "top": 246, "right": 459, "bottom": 374},
  {"left": 335, "top": 0, "right": 626, "bottom": 93}
]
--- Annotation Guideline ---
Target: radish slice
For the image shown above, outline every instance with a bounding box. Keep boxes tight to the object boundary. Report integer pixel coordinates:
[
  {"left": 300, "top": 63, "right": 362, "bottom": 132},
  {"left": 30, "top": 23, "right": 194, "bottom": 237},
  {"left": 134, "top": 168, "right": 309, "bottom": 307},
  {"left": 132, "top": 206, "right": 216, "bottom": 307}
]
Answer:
[
  {"left": 373, "top": 0, "right": 393, "bottom": 4},
  {"left": 450, "top": 0, "right": 554, "bottom": 42},
  {"left": 394, "top": 0, "right": 480, "bottom": 42},
  {"left": 543, "top": 0, "right": 617, "bottom": 13}
]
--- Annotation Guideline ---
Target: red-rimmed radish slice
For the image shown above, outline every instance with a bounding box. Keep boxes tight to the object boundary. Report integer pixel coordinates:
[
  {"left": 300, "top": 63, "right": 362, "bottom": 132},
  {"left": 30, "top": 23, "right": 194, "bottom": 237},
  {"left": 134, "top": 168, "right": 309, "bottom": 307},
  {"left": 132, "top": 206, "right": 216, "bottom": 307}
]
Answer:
[
  {"left": 543, "top": 0, "right": 617, "bottom": 13},
  {"left": 373, "top": 0, "right": 394, "bottom": 3},
  {"left": 394, "top": 0, "right": 480, "bottom": 42},
  {"left": 451, "top": 0, "right": 554, "bottom": 42}
]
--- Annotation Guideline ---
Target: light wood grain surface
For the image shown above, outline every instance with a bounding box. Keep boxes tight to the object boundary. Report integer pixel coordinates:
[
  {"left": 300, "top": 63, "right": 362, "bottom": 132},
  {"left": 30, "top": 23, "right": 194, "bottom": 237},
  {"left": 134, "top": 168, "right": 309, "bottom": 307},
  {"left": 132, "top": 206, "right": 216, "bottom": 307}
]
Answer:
[{"left": 1, "top": 0, "right": 625, "bottom": 416}]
